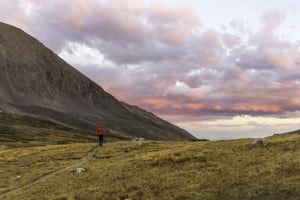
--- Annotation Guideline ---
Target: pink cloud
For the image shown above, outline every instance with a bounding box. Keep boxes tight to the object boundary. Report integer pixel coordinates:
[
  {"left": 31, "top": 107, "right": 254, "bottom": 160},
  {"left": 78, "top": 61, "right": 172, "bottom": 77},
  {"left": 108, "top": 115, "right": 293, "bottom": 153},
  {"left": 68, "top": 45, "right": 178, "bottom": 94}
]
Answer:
[
  {"left": 186, "top": 103, "right": 205, "bottom": 110},
  {"left": 266, "top": 51, "right": 300, "bottom": 70},
  {"left": 1, "top": 0, "right": 300, "bottom": 120},
  {"left": 222, "top": 33, "right": 241, "bottom": 48},
  {"left": 0, "top": 0, "right": 28, "bottom": 30},
  {"left": 262, "top": 10, "right": 285, "bottom": 32},
  {"left": 147, "top": 4, "right": 200, "bottom": 45}
]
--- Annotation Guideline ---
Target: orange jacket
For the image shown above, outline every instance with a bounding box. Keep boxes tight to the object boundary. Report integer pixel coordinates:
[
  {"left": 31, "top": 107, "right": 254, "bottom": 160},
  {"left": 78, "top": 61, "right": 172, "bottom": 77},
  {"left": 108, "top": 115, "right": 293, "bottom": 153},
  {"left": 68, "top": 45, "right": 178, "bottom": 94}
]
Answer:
[{"left": 97, "top": 125, "right": 105, "bottom": 135}]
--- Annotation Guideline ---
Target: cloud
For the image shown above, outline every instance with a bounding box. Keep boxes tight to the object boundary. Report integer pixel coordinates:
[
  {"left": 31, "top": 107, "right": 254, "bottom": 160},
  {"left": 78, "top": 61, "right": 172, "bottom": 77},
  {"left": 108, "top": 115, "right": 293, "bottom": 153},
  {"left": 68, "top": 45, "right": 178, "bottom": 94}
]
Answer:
[
  {"left": 262, "top": 10, "right": 285, "bottom": 33},
  {"left": 222, "top": 33, "right": 241, "bottom": 48},
  {"left": 147, "top": 4, "right": 200, "bottom": 45},
  {"left": 1, "top": 0, "right": 300, "bottom": 122},
  {"left": 0, "top": 0, "right": 27, "bottom": 30}
]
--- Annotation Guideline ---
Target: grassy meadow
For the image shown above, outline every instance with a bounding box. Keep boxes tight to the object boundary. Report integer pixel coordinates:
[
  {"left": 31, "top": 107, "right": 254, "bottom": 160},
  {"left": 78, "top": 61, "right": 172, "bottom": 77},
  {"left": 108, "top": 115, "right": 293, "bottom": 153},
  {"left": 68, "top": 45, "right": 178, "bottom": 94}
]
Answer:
[
  {"left": 0, "top": 132, "right": 299, "bottom": 200},
  {"left": 0, "top": 113, "right": 124, "bottom": 147}
]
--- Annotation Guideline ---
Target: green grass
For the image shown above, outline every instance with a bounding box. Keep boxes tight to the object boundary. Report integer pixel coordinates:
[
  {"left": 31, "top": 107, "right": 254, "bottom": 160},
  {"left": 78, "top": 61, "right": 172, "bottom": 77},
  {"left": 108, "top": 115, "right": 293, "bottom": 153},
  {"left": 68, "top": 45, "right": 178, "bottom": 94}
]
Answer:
[{"left": 0, "top": 133, "right": 299, "bottom": 199}]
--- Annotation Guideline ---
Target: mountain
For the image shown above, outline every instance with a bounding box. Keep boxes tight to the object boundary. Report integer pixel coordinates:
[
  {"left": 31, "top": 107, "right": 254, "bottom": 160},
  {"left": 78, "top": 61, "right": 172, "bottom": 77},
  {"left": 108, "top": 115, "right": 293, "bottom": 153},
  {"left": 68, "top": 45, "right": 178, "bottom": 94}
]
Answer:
[
  {"left": 0, "top": 22, "right": 195, "bottom": 140},
  {"left": 285, "top": 129, "right": 300, "bottom": 134}
]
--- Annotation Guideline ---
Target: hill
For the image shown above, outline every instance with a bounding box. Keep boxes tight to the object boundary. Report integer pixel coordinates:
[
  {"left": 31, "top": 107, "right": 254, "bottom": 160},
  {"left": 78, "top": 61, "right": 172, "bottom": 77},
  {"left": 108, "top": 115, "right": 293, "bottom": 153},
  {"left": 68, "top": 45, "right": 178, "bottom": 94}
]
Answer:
[
  {"left": 0, "top": 22, "right": 195, "bottom": 141},
  {"left": 0, "top": 112, "right": 127, "bottom": 147},
  {"left": 0, "top": 132, "right": 299, "bottom": 199},
  {"left": 284, "top": 129, "right": 300, "bottom": 134}
]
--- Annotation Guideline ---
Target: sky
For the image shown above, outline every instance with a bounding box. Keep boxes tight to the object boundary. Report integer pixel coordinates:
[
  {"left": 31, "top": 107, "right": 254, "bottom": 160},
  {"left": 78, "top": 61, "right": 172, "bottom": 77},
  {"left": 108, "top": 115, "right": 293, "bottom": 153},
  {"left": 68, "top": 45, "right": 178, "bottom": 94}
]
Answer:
[{"left": 0, "top": 0, "right": 300, "bottom": 140}]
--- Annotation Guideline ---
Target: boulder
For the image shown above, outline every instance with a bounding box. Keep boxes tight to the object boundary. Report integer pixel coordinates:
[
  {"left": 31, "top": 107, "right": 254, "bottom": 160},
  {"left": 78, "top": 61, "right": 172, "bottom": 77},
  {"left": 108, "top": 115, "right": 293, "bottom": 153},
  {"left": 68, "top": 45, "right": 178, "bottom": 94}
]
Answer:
[
  {"left": 71, "top": 168, "right": 86, "bottom": 174},
  {"left": 252, "top": 138, "right": 268, "bottom": 146}
]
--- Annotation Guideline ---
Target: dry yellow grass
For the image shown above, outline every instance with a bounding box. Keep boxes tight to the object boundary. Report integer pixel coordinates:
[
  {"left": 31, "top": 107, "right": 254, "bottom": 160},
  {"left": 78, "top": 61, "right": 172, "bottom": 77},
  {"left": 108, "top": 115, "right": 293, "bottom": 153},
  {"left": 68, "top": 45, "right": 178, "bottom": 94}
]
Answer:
[
  {"left": 0, "top": 133, "right": 299, "bottom": 200},
  {"left": 0, "top": 113, "right": 125, "bottom": 147},
  {"left": 0, "top": 143, "right": 94, "bottom": 195}
]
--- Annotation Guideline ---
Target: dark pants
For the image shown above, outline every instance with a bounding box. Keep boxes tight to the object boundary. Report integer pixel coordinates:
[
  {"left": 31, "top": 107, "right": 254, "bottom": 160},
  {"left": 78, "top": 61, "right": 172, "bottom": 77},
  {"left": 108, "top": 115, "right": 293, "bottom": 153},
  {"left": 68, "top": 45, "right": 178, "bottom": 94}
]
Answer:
[{"left": 98, "top": 134, "right": 104, "bottom": 146}]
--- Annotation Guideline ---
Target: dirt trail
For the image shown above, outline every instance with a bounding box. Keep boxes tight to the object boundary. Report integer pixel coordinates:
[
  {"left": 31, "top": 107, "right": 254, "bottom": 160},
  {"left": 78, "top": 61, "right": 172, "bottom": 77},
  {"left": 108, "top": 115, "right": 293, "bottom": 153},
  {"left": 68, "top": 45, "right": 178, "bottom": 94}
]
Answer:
[{"left": 0, "top": 145, "right": 99, "bottom": 199}]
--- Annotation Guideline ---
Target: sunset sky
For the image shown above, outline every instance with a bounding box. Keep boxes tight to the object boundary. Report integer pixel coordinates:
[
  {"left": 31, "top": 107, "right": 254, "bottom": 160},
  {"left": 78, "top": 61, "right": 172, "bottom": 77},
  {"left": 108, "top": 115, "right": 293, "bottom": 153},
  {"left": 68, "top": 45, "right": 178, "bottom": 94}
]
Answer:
[{"left": 1, "top": 0, "right": 299, "bottom": 139}]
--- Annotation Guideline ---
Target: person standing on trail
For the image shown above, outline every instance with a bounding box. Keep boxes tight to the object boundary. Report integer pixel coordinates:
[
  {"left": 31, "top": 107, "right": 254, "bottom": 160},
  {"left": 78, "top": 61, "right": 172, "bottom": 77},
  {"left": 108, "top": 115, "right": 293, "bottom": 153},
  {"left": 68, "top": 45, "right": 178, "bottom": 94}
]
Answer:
[{"left": 97, "top": 124, "right": 105, "bottom": 147}]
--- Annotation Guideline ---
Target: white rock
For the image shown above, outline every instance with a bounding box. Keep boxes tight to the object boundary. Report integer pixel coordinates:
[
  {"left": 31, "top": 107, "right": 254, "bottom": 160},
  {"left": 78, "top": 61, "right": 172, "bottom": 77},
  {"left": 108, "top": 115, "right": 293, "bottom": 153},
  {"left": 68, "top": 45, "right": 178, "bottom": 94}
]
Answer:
[
  {"left": 71, "top": 168, "right": 86, "bottom": 174},
  {"left": 252, "top": 138, "right": 268, "bottom": 146}
]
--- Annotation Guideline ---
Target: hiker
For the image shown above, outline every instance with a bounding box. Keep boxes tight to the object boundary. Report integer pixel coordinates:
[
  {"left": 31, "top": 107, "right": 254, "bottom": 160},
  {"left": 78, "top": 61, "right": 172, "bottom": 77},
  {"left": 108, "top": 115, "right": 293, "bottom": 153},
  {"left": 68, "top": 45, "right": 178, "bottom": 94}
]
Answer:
[{"left": 97, "top": 124, "right": 105, "bottom": 147}]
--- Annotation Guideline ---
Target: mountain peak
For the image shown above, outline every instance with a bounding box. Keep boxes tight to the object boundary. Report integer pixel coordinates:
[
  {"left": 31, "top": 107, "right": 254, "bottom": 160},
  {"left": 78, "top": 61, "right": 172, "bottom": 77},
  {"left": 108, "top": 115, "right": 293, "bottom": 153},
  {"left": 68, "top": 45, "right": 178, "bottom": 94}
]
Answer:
[{"left": 0, "top": 22, "right": 195, "bottom": 140}]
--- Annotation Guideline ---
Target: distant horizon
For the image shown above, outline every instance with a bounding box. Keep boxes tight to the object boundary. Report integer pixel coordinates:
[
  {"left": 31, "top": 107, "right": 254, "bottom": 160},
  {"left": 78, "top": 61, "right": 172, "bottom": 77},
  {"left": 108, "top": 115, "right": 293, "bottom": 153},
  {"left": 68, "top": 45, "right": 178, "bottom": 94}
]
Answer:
[{"left": 1, "top": 0, "right": 299, "bottom": 139}]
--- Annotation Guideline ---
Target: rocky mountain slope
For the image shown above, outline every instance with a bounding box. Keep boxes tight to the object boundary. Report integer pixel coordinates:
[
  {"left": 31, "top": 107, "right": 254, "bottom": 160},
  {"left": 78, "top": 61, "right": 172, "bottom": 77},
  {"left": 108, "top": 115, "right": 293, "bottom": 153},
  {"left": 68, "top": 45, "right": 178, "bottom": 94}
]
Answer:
[{"left": 0, "top": 22, "right": 195, "bottom": 140}]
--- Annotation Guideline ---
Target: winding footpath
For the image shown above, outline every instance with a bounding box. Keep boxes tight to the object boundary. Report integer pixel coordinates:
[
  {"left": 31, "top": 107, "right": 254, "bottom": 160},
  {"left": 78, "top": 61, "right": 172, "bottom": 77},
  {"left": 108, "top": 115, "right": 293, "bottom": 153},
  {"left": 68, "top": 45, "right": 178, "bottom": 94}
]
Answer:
[{"left": 0, "top": 146, "right": 99, "bottom": 199}]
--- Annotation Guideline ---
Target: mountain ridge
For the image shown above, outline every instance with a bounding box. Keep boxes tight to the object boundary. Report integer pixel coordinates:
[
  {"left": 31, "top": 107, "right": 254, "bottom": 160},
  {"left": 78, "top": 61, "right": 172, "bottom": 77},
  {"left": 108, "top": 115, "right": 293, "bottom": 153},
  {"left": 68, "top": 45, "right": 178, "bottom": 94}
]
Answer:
[{"left": 0, "top": 22, "right": 195, "bottom": 140}]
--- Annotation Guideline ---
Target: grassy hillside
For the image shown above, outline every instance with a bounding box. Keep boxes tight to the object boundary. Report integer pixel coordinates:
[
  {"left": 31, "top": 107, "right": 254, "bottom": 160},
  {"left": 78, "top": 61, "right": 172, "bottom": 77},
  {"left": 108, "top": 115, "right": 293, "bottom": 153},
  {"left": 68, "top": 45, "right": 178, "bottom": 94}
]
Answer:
[
  {"left": 0, "top": 113, "right": 126, "bottom": 147},
  {"left": 0, "top": 133, "right": 299, "bottom": 199}
]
